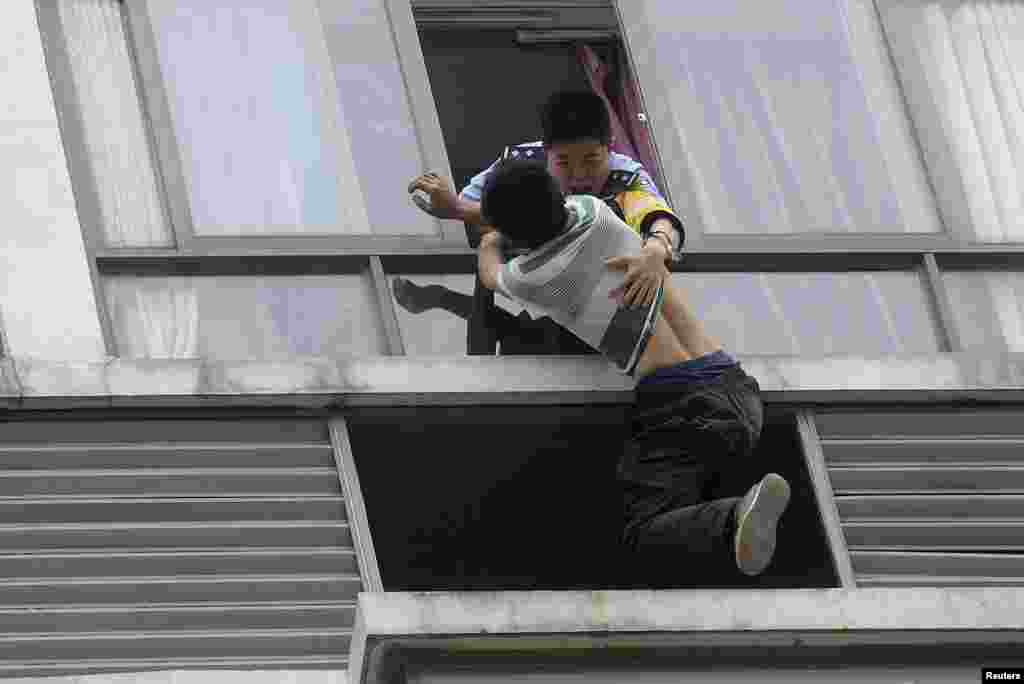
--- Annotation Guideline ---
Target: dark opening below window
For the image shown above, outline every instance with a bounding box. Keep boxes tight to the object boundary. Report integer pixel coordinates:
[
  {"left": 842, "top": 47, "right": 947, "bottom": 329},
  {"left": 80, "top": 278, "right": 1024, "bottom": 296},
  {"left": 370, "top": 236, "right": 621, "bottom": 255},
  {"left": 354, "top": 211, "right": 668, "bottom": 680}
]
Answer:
[{"left": 347, "top": 405, "right": 838, "bottom": 591}]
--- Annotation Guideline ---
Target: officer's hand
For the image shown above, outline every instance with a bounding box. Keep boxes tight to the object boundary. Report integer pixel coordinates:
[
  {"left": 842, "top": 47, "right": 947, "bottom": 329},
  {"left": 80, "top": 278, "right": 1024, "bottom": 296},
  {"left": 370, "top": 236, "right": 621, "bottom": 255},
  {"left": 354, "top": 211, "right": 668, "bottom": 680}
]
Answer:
[
  {"left": 605, "top": 250, "right": 668, "bottom": 309},
  {"left": 408, "top": 172, "right": 461, "bottom": 220}
]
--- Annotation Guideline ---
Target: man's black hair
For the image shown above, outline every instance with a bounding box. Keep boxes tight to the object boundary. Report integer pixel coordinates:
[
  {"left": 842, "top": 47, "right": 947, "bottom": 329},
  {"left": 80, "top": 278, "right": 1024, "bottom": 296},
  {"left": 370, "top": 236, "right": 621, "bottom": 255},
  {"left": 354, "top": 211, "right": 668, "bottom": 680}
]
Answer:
[
  {"left": 540, "top": 90, "right": 612, "bottom": 147},
  {"left": 481, "top": 160, "right": 568, "bottom": 250}
]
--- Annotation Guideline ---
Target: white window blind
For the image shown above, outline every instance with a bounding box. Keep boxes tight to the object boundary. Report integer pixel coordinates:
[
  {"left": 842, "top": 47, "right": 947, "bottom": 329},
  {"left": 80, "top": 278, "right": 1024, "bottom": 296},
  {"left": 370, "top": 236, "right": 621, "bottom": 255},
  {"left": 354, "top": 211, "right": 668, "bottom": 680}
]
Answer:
[
  {"left": 105, "top": 274, "right": 388, "bottom": 358},
  {"left": 617, "top": 0, "right": 943, "bottom": 236},
  {"left": 877, "top": 0, "right": 1024, "bottom": 243},
  {"left": 56, "top": 0, "right": 172, "bottom": 247}
]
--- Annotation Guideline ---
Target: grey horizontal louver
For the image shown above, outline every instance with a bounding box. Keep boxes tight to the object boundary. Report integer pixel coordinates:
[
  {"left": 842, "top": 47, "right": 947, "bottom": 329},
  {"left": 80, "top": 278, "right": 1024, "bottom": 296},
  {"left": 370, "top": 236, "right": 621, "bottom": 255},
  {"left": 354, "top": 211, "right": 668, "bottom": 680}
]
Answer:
[
  {"left": 815, "top": 408, "right": 1024, "bottom": 587},
  {"left": 0, "top": 417, "right": 357, "bottom": 676}
]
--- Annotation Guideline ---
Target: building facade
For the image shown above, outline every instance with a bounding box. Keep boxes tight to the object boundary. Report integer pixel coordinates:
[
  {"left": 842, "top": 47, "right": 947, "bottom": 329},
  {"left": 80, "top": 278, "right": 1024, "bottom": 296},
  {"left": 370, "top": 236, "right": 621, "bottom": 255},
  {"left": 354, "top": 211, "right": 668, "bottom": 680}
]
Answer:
[{"left": 1, "top": 0, "right": 1023, "bottom": 682}]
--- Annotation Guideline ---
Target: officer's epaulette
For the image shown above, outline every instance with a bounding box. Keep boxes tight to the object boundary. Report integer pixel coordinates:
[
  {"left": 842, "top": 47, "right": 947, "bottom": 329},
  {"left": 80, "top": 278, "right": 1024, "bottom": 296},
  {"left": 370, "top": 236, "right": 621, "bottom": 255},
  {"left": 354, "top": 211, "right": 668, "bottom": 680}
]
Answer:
[
  {"left": 501, "top": 145, "right": 546, "bottom": 163},
  {"left": 599, "top": 169, "right": 640, "bottom": 198}
]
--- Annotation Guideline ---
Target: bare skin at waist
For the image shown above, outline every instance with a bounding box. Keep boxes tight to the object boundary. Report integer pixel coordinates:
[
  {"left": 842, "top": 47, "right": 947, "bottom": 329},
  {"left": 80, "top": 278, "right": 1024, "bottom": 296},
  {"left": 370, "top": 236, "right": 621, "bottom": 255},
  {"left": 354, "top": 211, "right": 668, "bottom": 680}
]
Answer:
[{"left": 633, "top": 282, "right": 722, "bottom": 379}]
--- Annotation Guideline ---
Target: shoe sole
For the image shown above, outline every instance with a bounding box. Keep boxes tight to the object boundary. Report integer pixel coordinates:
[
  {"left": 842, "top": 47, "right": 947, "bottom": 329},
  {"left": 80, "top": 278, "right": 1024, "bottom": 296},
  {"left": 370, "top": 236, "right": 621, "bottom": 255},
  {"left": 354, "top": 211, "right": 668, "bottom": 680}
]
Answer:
[{"left": 735, "top": 473, "right": 791, "bottom": 576}]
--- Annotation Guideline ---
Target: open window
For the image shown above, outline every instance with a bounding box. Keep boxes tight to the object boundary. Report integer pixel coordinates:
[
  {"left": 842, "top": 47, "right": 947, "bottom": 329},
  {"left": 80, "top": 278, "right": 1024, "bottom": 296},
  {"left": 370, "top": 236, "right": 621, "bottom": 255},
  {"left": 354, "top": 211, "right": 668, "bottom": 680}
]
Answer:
[
  {"left": 400, "top": 2, "right": 670, "bottom": 356},
  {"left": 410, "top": 0, "right": 665, "bottom": 197}
]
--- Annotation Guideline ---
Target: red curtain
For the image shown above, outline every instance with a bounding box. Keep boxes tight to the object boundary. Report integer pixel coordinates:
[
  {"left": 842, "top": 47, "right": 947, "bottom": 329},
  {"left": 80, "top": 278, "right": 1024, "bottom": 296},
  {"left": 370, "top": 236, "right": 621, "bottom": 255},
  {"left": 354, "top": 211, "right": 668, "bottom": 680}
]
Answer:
[{"left": 576, "top": 43, "right": 662, "bottom": 188}]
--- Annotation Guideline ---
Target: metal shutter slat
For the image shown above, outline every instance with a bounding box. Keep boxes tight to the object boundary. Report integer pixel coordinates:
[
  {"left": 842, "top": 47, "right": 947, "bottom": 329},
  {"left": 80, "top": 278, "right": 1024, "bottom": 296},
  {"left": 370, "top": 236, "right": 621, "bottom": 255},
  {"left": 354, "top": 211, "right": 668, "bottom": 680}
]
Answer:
[
  {"left": 838, "top": 494, "right": 1024, "bottom": 519},
  {"left": 829, "top": 465, "right": 1024, "bottom": 494},
  {"left": 0, "top": 601, "right": 356, "bottom": 633},
  {"left": 814, "top": 409, "right": 1024, "bottom": 438},
  {"left": 0, "top": 497, "right": 346, "bottom": 523},
  {"left": 0, "top": 629, "right": 351, "bottom": 660},
  {"left": 0, "top": 547, "right": 357, "bottom": 577},
  {"left": 0, "top": 655, "right": 347, "bottom": 679},
  {"left": 822, "top": 438, "right": 1024, "bottom": 465},
  {"left": 0, "top": 521, "right": 352, "bottom": 549},
  {"left": 842, "top": 520, "right": 1024, "bottom": 549},
  {"left": 0, "top": 575, "right": 361, "bottom": 605},
  {"left": 0, "top": 468, "right": 341, "bottom": 497},
  {"left": 0, "top": 443, "right": 336, "bottom": 469},
  {"left": 852, "top": 551, "right": 1024, "bottom": 578},
  {"left": 857, "top": 575, "right": 1024, "bottom": 587}
]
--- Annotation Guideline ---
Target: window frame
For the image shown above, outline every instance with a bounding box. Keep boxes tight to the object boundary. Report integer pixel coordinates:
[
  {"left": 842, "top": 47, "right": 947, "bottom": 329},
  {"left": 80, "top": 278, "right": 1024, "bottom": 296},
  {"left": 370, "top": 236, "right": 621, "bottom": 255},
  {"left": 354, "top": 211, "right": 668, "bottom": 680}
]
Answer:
[
  {"left": 36, "top": 0, "right": 1024, "bottom": 361},
  {"left": 35, "top": 0, "right": 126, "bottom": 355},
  {"left": 119, "top": 0, "right": 464, "bottom": 252}
]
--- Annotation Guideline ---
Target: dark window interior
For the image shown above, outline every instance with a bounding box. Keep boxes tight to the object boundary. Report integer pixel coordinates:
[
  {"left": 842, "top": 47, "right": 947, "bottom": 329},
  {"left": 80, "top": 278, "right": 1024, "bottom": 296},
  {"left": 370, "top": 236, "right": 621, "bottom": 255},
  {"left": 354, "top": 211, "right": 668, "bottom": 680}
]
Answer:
[
  {"left": 347, "top": 406, "right": 838, "bottom": 591},
  {"left": 416, "top": 29, "right": 620, "bottom": 191}
]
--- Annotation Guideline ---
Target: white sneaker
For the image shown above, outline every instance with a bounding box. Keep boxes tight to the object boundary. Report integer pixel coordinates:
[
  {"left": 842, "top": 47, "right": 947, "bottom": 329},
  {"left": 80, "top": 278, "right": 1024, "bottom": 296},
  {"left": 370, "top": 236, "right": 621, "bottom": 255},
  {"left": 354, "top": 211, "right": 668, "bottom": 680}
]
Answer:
[{"left": 734, "top": 473, "right": 791, "bottom": 576}]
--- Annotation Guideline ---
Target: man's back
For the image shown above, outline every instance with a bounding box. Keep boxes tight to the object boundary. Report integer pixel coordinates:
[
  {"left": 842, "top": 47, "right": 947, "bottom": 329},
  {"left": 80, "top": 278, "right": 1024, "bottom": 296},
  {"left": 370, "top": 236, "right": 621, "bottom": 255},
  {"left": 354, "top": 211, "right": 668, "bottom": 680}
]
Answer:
[{"left": 496, "top": 196, "right": 718, "bottom": 378}]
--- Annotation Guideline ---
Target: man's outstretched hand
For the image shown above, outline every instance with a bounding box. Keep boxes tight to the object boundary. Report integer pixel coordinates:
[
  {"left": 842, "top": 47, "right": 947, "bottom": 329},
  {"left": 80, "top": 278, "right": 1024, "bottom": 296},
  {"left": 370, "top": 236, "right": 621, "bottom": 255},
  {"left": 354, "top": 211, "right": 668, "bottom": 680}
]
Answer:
[
  {"left": 605, "top": 246, "right": 669, "bottom": 309},
  {"left": 408, "top": 172, "right": 462, "bottom": 220}
]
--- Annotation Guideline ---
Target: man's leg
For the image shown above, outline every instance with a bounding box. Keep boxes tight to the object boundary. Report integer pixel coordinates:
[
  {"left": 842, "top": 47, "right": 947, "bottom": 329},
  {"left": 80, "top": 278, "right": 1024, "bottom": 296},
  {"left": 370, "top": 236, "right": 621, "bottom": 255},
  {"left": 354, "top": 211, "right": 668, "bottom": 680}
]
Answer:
[
  {"left": 619, "top": 367, "right": 787, "bottom": 578},
  {"left": 392, "top": 277, "right": 523, "bottom": 341},
  {"left": 393, "top": 277, "right": 473, "bottom": 317},
  {"left": 625, "top": 474, "right": 788, "bottom": 581},
  {"left": 393, "top": 279, "right": 602, "bottom": 355},
  {"left": 620, "top": 437, "right": 739, "bottom": 561}
]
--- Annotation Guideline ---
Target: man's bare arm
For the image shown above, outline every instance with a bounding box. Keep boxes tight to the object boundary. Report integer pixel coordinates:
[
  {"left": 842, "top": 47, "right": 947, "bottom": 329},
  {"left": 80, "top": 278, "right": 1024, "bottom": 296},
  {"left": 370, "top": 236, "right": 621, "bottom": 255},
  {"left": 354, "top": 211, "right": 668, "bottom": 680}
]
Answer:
[{"left": 477, "top": 231, "right": 504, "bottom": 291}]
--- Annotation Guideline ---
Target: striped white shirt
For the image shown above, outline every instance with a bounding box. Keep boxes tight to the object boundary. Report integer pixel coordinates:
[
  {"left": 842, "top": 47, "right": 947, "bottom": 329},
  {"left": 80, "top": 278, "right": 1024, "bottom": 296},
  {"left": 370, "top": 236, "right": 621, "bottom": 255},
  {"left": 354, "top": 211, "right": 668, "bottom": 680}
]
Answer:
[{"left": 496, "top": 195, "right": 664, "bottom": 375}]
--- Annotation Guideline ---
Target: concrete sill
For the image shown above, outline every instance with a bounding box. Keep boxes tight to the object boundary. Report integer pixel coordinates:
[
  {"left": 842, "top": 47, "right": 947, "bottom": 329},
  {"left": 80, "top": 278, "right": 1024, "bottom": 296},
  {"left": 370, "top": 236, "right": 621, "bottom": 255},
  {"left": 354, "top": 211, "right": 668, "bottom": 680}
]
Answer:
[
  {"left": 351, "top": 587, "right": 1024, "bottom": 683},
  {"left": 0, "top": 352, "right": 1022, "bottom": 410}
]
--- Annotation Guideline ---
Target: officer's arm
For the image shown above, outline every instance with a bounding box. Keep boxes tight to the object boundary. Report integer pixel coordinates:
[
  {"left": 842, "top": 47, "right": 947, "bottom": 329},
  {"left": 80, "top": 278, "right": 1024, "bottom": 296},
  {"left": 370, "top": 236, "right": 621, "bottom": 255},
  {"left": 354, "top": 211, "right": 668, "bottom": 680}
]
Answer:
[
  {"left": 618, "top": 188, "right": 686, "bottom": 263},
  {"left": 458, "top": 157, "right": 501, "bottom": 227},
  {"left": 645, "top": 215, "right": 684, "bottom": 262}
]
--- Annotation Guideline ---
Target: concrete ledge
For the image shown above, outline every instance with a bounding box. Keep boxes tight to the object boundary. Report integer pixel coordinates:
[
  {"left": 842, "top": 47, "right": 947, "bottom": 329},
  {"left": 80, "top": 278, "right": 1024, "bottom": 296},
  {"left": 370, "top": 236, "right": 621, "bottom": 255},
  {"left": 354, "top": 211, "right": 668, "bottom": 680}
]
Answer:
[
  {"left": 350, "top": 588, "right": 1024, "bottom": 683},
  {"left": 355, "top": 587, "right": 1024, "bottom": 635},
  {"left": 0, "top": 352, "right": 1021, "bottom": 410}
]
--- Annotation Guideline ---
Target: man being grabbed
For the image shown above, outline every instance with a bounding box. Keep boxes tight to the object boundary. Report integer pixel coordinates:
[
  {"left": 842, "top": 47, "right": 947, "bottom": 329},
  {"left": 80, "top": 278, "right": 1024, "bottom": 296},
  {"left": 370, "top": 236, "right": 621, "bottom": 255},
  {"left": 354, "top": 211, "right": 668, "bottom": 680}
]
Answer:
[{"left": 476, "top": 159, "right": 790, "bottom": 578}]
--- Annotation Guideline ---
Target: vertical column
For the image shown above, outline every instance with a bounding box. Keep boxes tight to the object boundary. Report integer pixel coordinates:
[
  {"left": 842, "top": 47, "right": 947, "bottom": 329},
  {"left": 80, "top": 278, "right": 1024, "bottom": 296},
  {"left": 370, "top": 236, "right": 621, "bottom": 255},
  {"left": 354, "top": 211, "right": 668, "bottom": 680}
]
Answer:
[
  {"left": 797, "top": 410, "right": 857, "bottom": 588},
  {"left": 330, "top": 417, "right": 384, "bottom": 592},
  {"left": 923, "top": 253, "right": 962, "bottom": 353},
  {"left": 369, "top": 256, "right": 406, "bottom": 356},
  {"left": 0, "top": 1, "right": 107, "bottom": 359}
]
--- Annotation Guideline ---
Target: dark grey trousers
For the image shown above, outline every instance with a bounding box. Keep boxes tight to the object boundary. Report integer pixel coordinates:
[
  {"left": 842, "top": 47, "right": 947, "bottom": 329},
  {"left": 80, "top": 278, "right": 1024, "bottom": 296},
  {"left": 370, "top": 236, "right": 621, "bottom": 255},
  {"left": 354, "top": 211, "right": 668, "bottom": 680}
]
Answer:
[{"left": 619, "top": 365, "right": 765, "bottom": 567}]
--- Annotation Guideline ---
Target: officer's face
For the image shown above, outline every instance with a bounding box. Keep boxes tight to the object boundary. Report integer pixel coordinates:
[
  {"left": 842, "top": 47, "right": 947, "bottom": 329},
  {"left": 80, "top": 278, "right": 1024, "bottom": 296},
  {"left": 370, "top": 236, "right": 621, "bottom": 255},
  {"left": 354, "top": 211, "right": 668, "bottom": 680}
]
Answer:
[{"left": 546, "top": 140, "right": 611, "bottom": 196}]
